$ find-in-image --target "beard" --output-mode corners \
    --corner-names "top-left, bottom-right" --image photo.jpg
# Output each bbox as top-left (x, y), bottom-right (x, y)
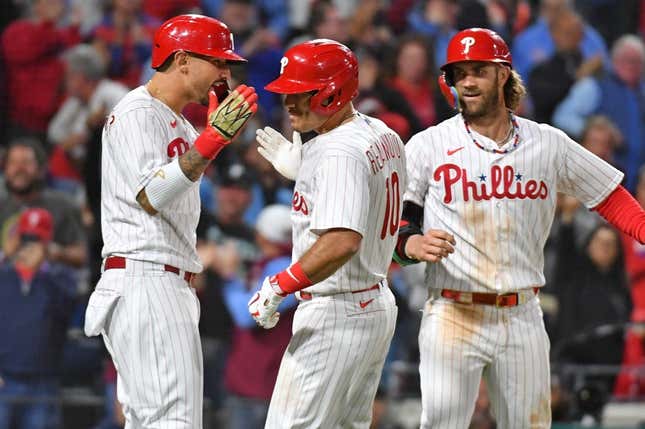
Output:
top-left (460, 74), bottom-right (501, 121)
top-left (5, 176), bottom-right (42, 197)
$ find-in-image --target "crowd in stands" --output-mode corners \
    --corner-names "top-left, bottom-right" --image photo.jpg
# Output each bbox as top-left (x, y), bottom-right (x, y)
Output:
top-left (0, 0), bottom-right (644, 427)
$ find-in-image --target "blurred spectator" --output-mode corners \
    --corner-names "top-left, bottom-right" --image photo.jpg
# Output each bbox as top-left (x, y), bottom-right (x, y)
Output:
top-left (242, 127), bottom-right (294, 223)
top-left (67, 0), bottom-right (104, 37)
top-left (579, 115), bottom-right (622, 165)
top-left (1, 0), bottom-right (81, 139)
top-left (92, 360), bottom-right (125, 429)
top-left (551, 374), bottom-right (574, 422)
top-left (552, 34), bottom-right (645, 191)
top-left (385, 0), bottom-right (417, 34)
top-left (143, 0), bottom-right (201, 21)
top-left (0, 138), bottom-right (87, 268)
top-left (456, 0), bottom-right (492, 33)
top-left (553, 215), bottom-right (631, 398)
top-left (511, 0), bottom-right (608, 83)
top-left (222, 204), bottom-right (296, 429)
top-left (528, 9), bottom-right (602, 123)
top-left (0, 0), bottom-right (23, 34)
top-left (47, 44), bottom-right (129, 192)
top-left (0, 208), bottom-right (77, 429)
top-left (292, 0), bottom-right (351, 46)
top-left (354, 47), bottom-right (422, 140)
top-left (407, 0), bottom-right (458, 69)
top-left (468, 380), bottom-right (495, 429)
top-left (613, 321), bottom-right (645, 399)
top-left (641, 0), bottom-right (645, 36)
top-left (201, 0), bottom-right (289, 43)
top-left (91, 0), bottom-right (160, 88)
top-left (347, 0), bottom-right (393, 50)
top-left (386, 35), bottom-right (439, 130)
top-left (195, 162), bottom-right (259, 417)
top-left (287, 0), bottom-right (360, 34)
top-left (575, 0), bottom-right (641, 48)
top-left (218, 0), bottom-right (283, 123)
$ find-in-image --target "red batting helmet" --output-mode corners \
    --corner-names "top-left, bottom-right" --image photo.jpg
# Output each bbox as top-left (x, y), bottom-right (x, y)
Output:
top-left (441, 28), bottom-right (512, 72)
top-left (151, 14), bottom-right (246, 69)
top-left (265, 39), bottom-right (358, 115)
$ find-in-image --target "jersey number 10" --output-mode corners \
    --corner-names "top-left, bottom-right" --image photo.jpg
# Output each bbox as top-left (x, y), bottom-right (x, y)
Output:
top-left (380, 171), bottom-right (400, 240)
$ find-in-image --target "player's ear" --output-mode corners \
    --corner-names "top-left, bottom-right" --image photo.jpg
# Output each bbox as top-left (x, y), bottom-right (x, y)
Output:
top-left (438, 73), bottom-right (460, 110)
top-left (175, 50), bottom-right (190, 71)
top-left (498, 64), bottom-right (511, 86)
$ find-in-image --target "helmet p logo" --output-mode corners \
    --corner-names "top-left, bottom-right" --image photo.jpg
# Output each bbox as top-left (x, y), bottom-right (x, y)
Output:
top-left (279, 57), bottom-right (289, 75)
top-left (460, 37), bottom-right (476, 54)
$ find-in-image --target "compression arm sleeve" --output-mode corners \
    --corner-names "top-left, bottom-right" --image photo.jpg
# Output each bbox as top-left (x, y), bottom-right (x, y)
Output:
top-left (592, 185), bottom-right (645, 244)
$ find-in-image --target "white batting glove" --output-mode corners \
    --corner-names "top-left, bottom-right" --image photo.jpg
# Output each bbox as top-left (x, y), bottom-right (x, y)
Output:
top-left (256, 127), bottom-right (302, 180)
top-left (248, 276), bottom-right (286, 329)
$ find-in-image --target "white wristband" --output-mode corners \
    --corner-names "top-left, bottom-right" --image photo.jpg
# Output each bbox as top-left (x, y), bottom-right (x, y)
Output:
top-left (145, 159), bottom-right (195, 211)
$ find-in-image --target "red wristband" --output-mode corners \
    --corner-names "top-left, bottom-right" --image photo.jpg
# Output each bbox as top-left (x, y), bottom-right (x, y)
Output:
top-left (193, 128), bottom-right (227, 160)
top-left (275, 262), bottom-right (313, 294)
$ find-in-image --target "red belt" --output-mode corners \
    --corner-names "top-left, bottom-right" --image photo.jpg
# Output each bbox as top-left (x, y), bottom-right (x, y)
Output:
top-left (440, 287), bottom-right (538, 307)
top-left (104, 256), bottom-right (195, 284)
top-left (299, 283), bottom-right (381, 301)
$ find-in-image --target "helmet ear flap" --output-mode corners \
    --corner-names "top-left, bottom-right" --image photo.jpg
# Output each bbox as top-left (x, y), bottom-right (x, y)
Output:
top-left (438, 73), bottom-right (460, 110)
top-left (310, 83), bottom-right (338, 115)
top-left (309, 68), bottom-right (358, 115)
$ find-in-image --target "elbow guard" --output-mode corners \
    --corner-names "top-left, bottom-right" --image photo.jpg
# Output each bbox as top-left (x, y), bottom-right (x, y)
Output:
top-left (144, 159), bottom-right (195, 211)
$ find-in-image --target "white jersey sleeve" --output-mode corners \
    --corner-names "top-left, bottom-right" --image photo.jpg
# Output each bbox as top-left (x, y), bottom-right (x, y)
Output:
top-left (552, 126), bottom-right (624, 207)
top-left (403, 132), bottom-right (432, 207)
top-left (310, 153), bottom-right (370, 236)
top-left (106, 106), bottom-right (171, 196)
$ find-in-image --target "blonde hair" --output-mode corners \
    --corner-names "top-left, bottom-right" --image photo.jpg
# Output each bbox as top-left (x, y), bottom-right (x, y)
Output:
top-left (503, 68), bottom-right (526, 111)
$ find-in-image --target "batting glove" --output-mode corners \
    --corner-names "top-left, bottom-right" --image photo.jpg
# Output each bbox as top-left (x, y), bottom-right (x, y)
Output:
top-left (256, 127), bottom-right (302, 180)
top-left (194, 84), bottom-right (258, 159)
top-left (248, 275), bottom-right (286, 329)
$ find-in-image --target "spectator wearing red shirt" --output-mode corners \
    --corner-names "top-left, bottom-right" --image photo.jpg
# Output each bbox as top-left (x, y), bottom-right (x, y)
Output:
top-left (1, 0), bottom-right (80, 138)
top-left (91, 0), bottom-right (160, 88)
top-left (386, 34), bottom-right (439, 129)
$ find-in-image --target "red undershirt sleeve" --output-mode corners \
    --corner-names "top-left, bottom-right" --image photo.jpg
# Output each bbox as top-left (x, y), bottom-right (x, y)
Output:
top-left (592, 185), bottom-right (645, 244)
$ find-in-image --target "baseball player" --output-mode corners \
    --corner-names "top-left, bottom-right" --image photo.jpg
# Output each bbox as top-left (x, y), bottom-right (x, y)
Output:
top-left (393, 28), bottom-right (645, 428)
top-left (83, 14), bottom-right (257, 429)
top-left (247, 39), bottom-right (406, 428)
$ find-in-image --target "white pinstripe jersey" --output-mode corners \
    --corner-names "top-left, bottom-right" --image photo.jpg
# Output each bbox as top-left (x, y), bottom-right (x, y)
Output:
top-left (292, 113), bottom-right (406, 295)
top-left (404, 113), bottom-right (624, 293)
top-left (101, 86), bottom-right (202, 273)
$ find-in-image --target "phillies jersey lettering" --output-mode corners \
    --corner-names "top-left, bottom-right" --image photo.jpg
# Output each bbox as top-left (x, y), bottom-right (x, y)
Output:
top-left (404, 114), bottom-right (623, 293)
top-left (292, 113), bottom-right (407, 295)
top-left (434, 163), bottom-right (549, 203)
top-left (101, 86), bottom-right (202, 273)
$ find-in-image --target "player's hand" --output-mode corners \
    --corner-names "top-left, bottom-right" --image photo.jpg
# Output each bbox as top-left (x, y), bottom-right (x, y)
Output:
top-left (405, 229), bottom-right (456, 262)
top-left (256, 127), bottom-right (302, 180)
top-left (248, 276), bottom-right (286, 329)
top-left (209, 84), bottom-right (258, 140)
top-left (194, 84), bottom-right (258, 159)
